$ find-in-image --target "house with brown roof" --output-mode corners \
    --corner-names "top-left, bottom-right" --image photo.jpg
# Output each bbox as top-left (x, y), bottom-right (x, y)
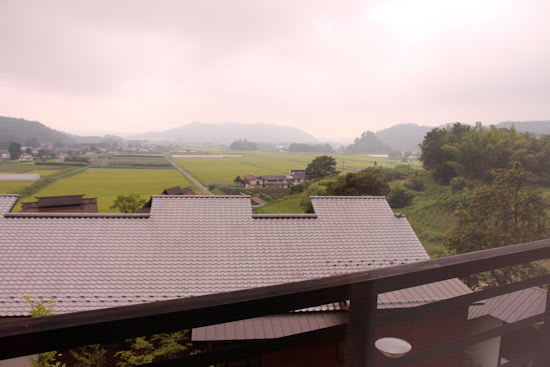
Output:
top-left (0, 194), bottom-right (472, 366)
top-left (260, 175), bottom-right (290, 187)
top-left (21, 194), bottom-right (97, 213)
top-left (244, 175), bottom-right (264, 188)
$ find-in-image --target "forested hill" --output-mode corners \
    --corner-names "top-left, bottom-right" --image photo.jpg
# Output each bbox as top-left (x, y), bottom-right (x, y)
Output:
top-left (495, 121), bottom-right (550, 134)
top-left (0, 116), bottom-right (124, 147)
top-left (138, 121), bottom-right (318, 144)
top-left (375, 123), bottom-right (433, 151)
top-left (0, 116), bottom-right (75, 146)
top-left (345, 131), bottom-right (392, 154)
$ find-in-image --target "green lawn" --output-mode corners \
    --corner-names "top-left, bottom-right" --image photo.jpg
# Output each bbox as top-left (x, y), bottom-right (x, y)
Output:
top-left (0, 162), bottom-right (37, 172)
top-left (172, 151), bottom-right (419, 185)
top-left (0, 168), bottom-right (62, 194)
top-left (253, 194), bottom-right (305, 214)
top-left (15, 168), bottom-right (193, 212)
top-left (0, 181), bottom-right (34, 194)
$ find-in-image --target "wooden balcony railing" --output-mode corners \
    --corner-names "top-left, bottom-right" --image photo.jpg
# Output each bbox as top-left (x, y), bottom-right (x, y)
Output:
top-left (1, 238), bottom-right (550, 366)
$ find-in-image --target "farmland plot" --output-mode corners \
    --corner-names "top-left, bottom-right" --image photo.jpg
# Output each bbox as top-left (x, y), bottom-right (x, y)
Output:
top-left (18, 168), bottom-right (193, 212)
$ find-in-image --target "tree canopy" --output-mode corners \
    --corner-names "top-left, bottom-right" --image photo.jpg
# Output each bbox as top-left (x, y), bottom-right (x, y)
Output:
top-left (443, 163), bottom-right (548, 288)
top-left (8, 142), bottom-right (21, 160)
top-left (305, 155), bottom-right (338, 180)
top-left (229, 139), bottom-right (257, 151)
top-left (420, 122), bottom-right (550, 184)
top-left (345, 131), bottom-right (392, 154)
top-left (326, 169), bottom-right (389, 196)
top-left (110, 193), bottom-right (147, 213)
top-left (288, 143), bottom-right (334, 153)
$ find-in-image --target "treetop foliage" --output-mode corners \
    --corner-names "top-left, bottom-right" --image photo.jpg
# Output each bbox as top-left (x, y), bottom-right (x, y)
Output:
top-left (326, 169), bottom-right (389, 196)
top-left (305, 155), bottom-right (338, 180)
top-left (443, 163), bottom-right (548, 288)
top-left (229, 139), bottom-right (257, 151)
top-left (288, 143), bottom-right (334, 153)
top-left (420, 122), bottom-right (550, 184)
top-left (345, 130), bottom-right (392, 154)
top-left (110, 193), bottom-right (147, 213)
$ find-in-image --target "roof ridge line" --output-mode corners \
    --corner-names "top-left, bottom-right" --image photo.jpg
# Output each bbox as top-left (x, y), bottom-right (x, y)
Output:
top-left (4, 213), bottom-right (150, 219)
top-left (152, 195), bottom-right (250, 198)
top-left (252, 214), bottom-right (318, 219)
top-left (310, 196), bottom-right (386, 199)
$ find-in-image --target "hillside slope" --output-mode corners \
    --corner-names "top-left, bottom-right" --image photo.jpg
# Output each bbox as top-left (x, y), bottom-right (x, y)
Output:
top-left (0, 116), bottom-right (74, 145)
top-left (495, 121), bottom-right (550, 134)
top-left (375, 123), bottom-right (433, 152)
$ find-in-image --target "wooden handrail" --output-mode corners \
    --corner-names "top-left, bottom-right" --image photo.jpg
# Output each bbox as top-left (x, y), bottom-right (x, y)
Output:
top-left (1, 238), bottom-right (549, 365)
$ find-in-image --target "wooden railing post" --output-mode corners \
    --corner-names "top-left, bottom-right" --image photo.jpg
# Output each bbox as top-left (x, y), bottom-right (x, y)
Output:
top-left (346, 283), bottom-right (378, 367)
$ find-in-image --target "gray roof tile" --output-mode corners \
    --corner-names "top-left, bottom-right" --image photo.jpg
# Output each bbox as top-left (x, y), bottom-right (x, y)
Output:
top-left (0, 194), bottom-right (469, 316)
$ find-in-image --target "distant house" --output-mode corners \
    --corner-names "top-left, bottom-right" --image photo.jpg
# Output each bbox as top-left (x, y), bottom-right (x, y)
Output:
top-left (289, 169), bottom-right (306, 184)
top-left (0, 194), bottom-right (471, 367)
top-left (161, 185), bottom-right (195, 195)
top-left (244, 175), bottom-right (264, 188)
top-left (21, 194), bottom-right (97, 213)
top-left (139, 186), bottom-right (195, 212)
top-left (17, 153), bottom-right (34, 162)
top-left (260, 175), bottom-right (290, 187)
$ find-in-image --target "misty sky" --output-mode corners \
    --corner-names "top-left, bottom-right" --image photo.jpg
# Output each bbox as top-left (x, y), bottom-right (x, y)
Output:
top-left (1, 0), bottom-right (549, 139)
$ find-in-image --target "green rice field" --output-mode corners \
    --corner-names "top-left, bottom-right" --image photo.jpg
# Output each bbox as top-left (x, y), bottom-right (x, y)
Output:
top-left (0, 181), bottom-right (33, 194)
top-left (172, 151), bottom-right (420, 184)
top-left (0, 167), bottom-right (64, 194)
top-left (12, 168), bottom-right (193, 212)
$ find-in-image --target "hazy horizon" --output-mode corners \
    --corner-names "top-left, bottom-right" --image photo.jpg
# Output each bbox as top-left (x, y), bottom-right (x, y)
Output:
top-left (1, 0), bottom-right (549, 139)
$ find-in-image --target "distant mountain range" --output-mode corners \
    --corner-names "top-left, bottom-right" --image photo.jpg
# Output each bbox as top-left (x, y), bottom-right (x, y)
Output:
top-left (1, 116), bottom-right (548, 149)
top-left (137, 121), bottom-right (318, 144)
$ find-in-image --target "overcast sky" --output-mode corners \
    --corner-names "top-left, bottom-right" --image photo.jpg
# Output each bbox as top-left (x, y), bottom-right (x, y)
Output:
top-left (1, 0), bottom-right (549, 139)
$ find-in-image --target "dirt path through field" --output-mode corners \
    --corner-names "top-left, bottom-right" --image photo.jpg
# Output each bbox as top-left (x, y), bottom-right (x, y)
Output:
top-left (164, 155), bottom-right (213, 194)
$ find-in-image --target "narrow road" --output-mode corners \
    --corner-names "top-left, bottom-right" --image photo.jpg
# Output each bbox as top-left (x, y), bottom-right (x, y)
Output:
top-left (164, 154), bottom-right (213, 195)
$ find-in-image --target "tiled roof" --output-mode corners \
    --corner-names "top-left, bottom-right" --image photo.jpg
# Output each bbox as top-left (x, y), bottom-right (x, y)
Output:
top-left (260, 175), bottom-right (287, 180)
top-left (0, 194), bottom-right (469, 316)
top-left (468, 287), bottom-right (547, 323)
top-left (192, 312), bottom-right (348, 341)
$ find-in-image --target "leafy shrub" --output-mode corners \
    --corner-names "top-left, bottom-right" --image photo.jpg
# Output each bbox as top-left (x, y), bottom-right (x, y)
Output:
top-left (387, 185), bottom-right (414, 208)
top-left (450, 176), bottom-right (467, 194)
top-left (290, 181), bottom-right (311, 194)
top-left (404, 176), bottom-right (425, 191)
top-left (441, 191), bottom-right (472, 210)
top-left (258, 193), bottom-right (272, 202)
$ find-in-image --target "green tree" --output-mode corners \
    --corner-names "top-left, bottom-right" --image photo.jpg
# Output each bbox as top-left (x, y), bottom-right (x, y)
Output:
top-left (24, 296), bottom-right (67, 367)
top-left (443, 163), bottom-right (548, 288)
top-left (115, 331), bottom-right (193, 367)
top-left (233, 176), bottom-right (243, 185)
top-left (110, 193), bottom-right (147, 213)
top-left (326, 169), bottom-right (389, 196)
top-left (8, 141), bottom-right (21, 160)
top-left (387, 185), bottom-right (414, 208)
top-left (229, 139), bottom-right (257, 151)
top-left (345, 131), bottom-right (391, 154)
top-left (305, 155), bottom-right (338, 180)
